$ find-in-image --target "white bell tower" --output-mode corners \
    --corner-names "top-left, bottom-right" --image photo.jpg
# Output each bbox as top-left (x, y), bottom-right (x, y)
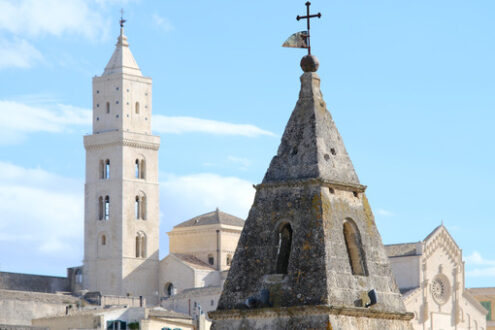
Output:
top-left (83, 20), bottom-right (160, 305)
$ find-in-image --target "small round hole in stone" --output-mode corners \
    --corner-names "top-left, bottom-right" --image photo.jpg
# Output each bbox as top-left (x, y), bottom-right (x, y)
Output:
top-left (329, 187), bottom-right (335, 194)
top-left (330, 148), bottom-right (336, 155)
top-left (324, 154), bottom-right (330, 161)
top-left (353, 191), bottom-right (359, 198)
top-left (291, 147), bottom-right (298, 156)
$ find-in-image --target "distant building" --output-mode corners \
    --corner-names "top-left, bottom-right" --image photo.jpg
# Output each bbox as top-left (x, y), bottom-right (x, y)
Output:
top-left (386, 225), bottom-right (487, 329)
top-left (466, 287), bottom-right (495, 330)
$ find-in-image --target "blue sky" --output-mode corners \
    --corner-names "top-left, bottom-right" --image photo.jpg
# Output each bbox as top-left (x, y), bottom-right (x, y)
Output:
top-left (0, 0), bottom-right (493, 288)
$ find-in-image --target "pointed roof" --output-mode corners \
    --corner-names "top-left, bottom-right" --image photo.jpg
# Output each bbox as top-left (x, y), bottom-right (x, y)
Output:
top-left (174, 208), bottom-right (245, 228)
top-left (102, 27), bottom-right (142, 76)
top-left (262, 57), bottom-right (360, 186)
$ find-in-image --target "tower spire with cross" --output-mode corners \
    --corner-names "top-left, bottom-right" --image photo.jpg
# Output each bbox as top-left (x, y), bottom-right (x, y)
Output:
top-left (296, 1), bottom-right (321, 55)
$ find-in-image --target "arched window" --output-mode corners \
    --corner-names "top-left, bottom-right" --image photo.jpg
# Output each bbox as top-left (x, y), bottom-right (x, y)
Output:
top-left (208, 254), bottom-right (214, 265)
top-left (104, 159), bottom-right (110, 179)
top-left (135, 102), bottom-right (140, 114)
top-left (101, 235), bottom-right (106, 246)
top-left (135, 232), bottom-right (146, 258)
top-left (226, 254), bottom-right (232, 266)
top-left (135, 196), bottom-right (140, 219)
top-left (135, 158), bottom-right (146, 179)
top-left (135, 159), bottom-right (139, 178)
top-left (343, 218), bottom-right (368, 276)
top-left (276, 223), bottom-right (292, 274)
top-left (140, 159), bottom-right (146, 179)
top-left (164, 283), bottom-right (174, 297)
top-left (98, 196), bottom-right (104, 220)
top-left (99, 160), bottom-right (104, 179)
top-left (141, 195), bottom-right (147, 220)
top-left (106, 102), bottom-right (110, 114)
top-left (134, 194), bottom-right (146, 220)
top-left (104, 196), bottom-right (110, 220)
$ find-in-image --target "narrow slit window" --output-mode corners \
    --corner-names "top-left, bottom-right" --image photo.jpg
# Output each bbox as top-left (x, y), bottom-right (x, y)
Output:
top-left (135, 102), bottom-right (140, 114)
top-left (208, 254), bottom-right (214, 265)
top-left (226, 254), bottom-right (232, 266)
top-left (135, 159), bottom-right (139, 178)
top-left (104, 196), bottom-right (110, 220)
top-left (101, 235), bottom-right (106, 245)
top-left (106, 102), bottom-right (110, 114)
top-left (276, 223), bottom-right (292, 274)
top-left (343, 219), bottom-right (368, 276)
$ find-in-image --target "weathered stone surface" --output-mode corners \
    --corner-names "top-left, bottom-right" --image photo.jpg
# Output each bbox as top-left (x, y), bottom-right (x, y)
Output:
top-left (211, 57), bottom-right (412, 329)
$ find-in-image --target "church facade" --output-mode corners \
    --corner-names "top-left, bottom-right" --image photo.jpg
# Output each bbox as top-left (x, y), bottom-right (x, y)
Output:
top-left (386, 225), bottom-right (487, 329)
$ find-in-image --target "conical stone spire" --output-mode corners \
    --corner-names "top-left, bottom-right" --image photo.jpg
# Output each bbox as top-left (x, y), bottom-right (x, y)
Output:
top-left (210, 56), bottom-right (413, 329)
top-left (264, 56), bottom-right (359, 186)
top-left (103, 26), bottom-right (142, 76)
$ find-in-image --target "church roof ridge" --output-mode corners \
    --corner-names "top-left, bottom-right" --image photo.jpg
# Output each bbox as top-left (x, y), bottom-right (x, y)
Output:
top-left (173, 209), bottom-right (244, 228)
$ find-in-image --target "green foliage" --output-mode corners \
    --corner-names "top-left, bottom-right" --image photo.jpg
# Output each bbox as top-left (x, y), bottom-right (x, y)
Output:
top-left (128, 321), bottom-right (140, 330)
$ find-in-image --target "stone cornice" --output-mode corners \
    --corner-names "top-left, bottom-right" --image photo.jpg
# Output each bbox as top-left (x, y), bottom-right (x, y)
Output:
top-left (85, 139), bottom-right (160, 151)
top-left (209, 305), bottom-right (413, 321)
top-left (255, 178), bottom-right (367, 192)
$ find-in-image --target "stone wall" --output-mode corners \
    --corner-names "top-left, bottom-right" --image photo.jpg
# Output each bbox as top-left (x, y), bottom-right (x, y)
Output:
top-left (0, 289), bottom-right (78, 326)
top-left (0, 272), bottom-right (69, 293)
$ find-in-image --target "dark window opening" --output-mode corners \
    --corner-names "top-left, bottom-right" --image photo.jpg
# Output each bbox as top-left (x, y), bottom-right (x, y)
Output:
top-left (208, 255), bottom-right (214, 265)
top-left (106, 102), bottom-right (110, 114)
top-left (276, 223), bottom-right (293, 274)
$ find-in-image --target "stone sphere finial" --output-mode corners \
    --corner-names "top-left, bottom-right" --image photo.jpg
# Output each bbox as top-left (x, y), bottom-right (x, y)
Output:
top-left (300, 54), bottom-right (319, 72)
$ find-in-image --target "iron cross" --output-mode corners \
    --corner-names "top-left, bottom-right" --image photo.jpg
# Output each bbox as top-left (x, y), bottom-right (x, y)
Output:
top-left (296, 2), bottom-right (321, 55)
top-left (120, 8), bottom-right (126, 28)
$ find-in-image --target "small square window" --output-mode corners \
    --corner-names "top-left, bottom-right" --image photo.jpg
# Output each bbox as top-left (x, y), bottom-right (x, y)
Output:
top-left (116, 101), bottom-right (119, 104)
top-left (96, 104), bottom-right (99, 108)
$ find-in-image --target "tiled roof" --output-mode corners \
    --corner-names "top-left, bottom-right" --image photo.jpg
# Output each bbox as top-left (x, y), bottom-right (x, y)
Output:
top-left (385, 242), bottom-right (421, 257)
top-left (174, 208), bottom-right (244, 228)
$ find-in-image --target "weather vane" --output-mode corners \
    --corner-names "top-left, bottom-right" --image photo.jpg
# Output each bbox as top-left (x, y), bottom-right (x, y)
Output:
top-left (282, 2), bottom-right (321, 55)
top-left (120, 8), bottom-right (126, 28)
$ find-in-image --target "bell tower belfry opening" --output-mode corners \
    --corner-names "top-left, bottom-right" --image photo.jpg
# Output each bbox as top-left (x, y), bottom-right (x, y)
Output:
top-left (83, 18), bottom-right (160, 304)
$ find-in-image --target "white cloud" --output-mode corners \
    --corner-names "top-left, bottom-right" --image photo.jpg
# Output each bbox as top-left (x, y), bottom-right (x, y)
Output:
top-left (0, 38), bottom-right (43, 69)
top-left (465, 251), bottom-right (495, 266)
top-left (465, 251), bottom-right (495, 278)
top-left (160, 173), bottom-right (255, 226)
top-left (0, 99), bottom-right (277, 143)
top-left (0, 162), bottom-right (83, 255)
top-left (0, 0), bottom-right (108, 40)
top-left (153, 115), bottom-right (275, 137)
top-left (0, 100), bottom-right (91, 144)
top-left (375, 208), bottom-right (395, 217)
top-left (152, 14), bottom-right (173, 33)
